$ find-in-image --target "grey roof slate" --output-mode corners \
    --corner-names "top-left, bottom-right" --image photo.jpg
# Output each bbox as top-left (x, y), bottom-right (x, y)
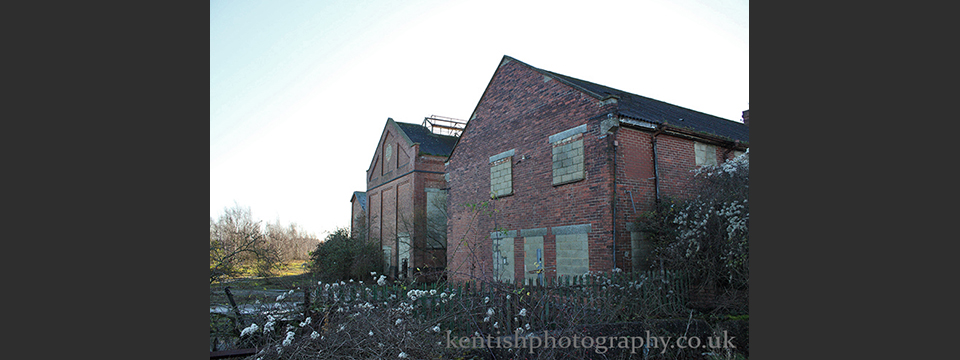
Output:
top-left (521, 58), bottom-right (749, 143)
top-left (351, 191), bottom-right (367, 212)
top-left (394, 121), bottom-right (459, 157)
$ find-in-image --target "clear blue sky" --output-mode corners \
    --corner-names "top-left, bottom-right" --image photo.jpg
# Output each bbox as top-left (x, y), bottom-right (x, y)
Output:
top-left (210, 0), bottom-right (749, 238)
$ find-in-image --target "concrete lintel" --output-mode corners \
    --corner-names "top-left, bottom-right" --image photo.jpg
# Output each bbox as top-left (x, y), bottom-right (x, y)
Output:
top-left (489, 149), bottom-right (515, 163)
top-left (549, 124), bottom-right (588, 144)
top-left (520, 227), bottom-right (548, 237)
top-left (491, 230), bottom-right (518, 239)
top-left (619, 118), bottom-right (657, 130)
top-left (625, 222), bottom-right (640, 232)
top-left (551, 223), bottom-right (592, 235)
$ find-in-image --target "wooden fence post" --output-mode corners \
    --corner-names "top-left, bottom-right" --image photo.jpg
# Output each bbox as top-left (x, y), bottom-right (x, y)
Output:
top-left (223, 286), bottom-right (244, 335)
top-left (303, 287), bottom-right (312, 322)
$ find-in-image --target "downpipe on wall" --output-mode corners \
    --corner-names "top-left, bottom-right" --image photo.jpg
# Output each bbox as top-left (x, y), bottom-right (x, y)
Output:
top-left (652, 125), bottom-right (665, 204)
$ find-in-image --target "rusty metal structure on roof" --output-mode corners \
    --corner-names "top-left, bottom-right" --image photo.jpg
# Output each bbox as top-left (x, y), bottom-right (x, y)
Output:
top-left (422, 115), bottom-right (466, 137)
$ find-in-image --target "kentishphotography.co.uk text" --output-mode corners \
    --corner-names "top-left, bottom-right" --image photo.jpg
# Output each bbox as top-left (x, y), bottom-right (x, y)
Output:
top-left (445, 330), bottom-right (736, 354)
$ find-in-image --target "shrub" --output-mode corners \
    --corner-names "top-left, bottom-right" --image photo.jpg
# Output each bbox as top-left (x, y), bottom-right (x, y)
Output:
top-left (636, 150), bottom-right (749, 314)
top-left (308, 228), bottom-right (382, 282)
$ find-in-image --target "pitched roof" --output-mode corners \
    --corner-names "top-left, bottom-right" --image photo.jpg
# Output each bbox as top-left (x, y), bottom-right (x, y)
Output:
top-left (351, 191), bottom-right (367, 212)
top-left (516, 57), bottom-right (749, 143)
top-left (394, 121), bottom-right (459, 157)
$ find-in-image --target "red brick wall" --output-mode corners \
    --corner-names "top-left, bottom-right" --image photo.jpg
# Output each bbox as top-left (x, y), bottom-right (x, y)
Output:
top-left (446, 59), bottom-right (619, 283)
top-left (445, 59), bottom-right (744, 282)
top-left (613, 128), bottom-right (654, 272)
top-left (367, 123), bottom-right (453, 279)
top-left (350, 196), bottom-right (364, 238)
top-left (612, 127), bottom-right (733, 271)
top-left (368, 189), bottom-right (380, 246)
top-left (413, 153), bottom-right (448, 272)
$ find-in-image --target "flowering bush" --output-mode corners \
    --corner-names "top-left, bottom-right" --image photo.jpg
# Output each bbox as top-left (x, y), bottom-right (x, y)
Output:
top-left (636, 150), bottom-right (749, 312)
top-left (215, 267), bottom-right (728, 360)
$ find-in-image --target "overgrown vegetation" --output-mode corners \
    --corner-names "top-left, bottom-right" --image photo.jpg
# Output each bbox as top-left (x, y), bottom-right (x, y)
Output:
top-left (213, 271), bottom-right (747, 359)
top-left (307, 228), bottom-right (382, 282)
top-left (636, 150), bottom-right (749, 314)
top-left (210, 203), bottom-right (319, 284)
top-left (211, 152), bottom-right (751, 358)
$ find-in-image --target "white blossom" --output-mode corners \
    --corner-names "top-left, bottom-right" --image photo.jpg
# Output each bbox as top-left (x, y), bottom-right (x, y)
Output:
top-left (240, 323), bottom-right (259, 337)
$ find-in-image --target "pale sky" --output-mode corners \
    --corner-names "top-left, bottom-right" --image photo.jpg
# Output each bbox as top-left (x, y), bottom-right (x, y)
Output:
top-left (210, 0), bottom-right (749, 238)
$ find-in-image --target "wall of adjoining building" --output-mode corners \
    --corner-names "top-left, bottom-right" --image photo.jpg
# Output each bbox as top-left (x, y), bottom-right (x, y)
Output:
top-left (445, 58), bottom-right (746, 283)
top-left (445, 58), bottom-right (620, 283)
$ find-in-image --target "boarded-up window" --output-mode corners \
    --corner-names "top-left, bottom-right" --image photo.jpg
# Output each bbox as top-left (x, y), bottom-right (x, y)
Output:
top-left (553, 223), bottom-right (591, 279)
top-left (555, 233), bottom-right (589, 279)
top-left (490, 149), bottom-right (514, 198)
top-left (523, 236), bottom-right (544, 284)
top-left (550, 125), bottom-right (587, 185)
top-left (631, 231), bottom-right (652, 271)
top-left (492, 234), bottom-right (514, 283)
top-left (695, 142), bottom-right (718, 167)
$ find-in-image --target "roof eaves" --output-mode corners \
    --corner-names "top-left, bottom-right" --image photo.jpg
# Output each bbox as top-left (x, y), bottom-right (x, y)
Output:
top-left (663, 123), bottom-right (748, 147)
top-left (617, 113), bottom-right (747, 147)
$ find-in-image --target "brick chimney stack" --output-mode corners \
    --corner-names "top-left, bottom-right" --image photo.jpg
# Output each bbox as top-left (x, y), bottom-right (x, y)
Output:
top-left (742, 109), bottom-right (749, 126)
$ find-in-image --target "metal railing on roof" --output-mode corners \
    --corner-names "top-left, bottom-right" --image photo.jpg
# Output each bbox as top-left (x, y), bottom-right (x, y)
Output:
top-left (422, 115), bottom-right (466, 137)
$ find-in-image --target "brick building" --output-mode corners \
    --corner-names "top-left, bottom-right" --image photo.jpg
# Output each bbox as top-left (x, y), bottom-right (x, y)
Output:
top-left (445, 56), bottom-right (749, 284)
top-left (364, 117), bottom-right (461, 280)
top-left (349, 191), bottom-right (366, 239)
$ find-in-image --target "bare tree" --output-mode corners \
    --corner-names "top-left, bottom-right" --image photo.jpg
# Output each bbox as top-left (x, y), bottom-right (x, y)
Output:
top-left (264, 219), bottom-right (319, 263)
top-left (264, 218), bottom-right (293, 262)
top-left (210, 203), bottom-right (281, 283)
